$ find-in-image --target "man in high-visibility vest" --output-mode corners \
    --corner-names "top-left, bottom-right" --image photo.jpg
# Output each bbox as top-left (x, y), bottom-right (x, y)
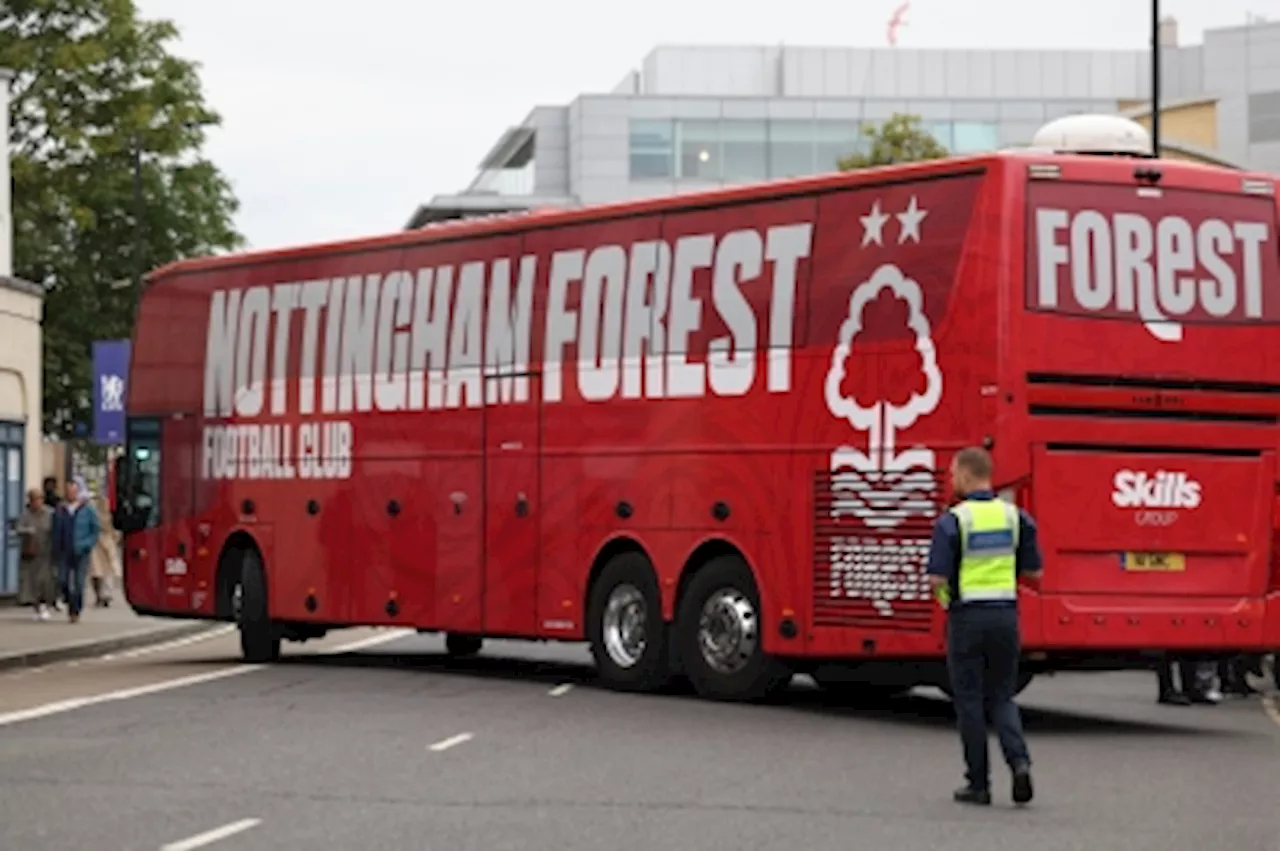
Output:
top-left (927, 446), bottom-right (1043, 807)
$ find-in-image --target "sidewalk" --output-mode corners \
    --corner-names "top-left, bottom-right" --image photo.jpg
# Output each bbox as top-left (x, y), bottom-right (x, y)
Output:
top-left (0, 599), bottom-right (221, 671)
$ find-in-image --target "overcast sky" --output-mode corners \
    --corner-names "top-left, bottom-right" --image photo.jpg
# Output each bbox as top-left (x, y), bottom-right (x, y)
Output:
top-left (135, 0), bottom-right (1264, 252)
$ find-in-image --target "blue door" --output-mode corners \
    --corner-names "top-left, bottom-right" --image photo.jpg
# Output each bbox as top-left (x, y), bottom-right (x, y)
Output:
top-left (0, 425), bottom-right (24, 597)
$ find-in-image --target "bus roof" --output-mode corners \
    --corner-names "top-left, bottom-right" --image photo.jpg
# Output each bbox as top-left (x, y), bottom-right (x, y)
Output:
top-left (145, 149), bottom-right (1274, 287)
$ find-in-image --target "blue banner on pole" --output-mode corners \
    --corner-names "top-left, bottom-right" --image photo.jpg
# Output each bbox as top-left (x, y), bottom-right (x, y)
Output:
top-left (92, 339), bottom-right (131, 444)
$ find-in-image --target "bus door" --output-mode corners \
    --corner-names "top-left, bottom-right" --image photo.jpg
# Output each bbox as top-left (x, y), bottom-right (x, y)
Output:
top-left (482, 372), bottom-right (542, 636)
top-left (117, 414), bottom-right (198, 613)
top-left (118, 417), bottom-right (164, 606)
top-left (159, 413), bottom-right (200, 611)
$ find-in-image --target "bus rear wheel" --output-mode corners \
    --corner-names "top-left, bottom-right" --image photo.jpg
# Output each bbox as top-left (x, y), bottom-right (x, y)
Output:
top-left (587, 551), bottom-right (671, 692)
top-left (236, 549), bottom-right (280, 663)
top-left (676, 554), bottom-right (791, 702)
top-left (445, 634), bottom-right (483, 657)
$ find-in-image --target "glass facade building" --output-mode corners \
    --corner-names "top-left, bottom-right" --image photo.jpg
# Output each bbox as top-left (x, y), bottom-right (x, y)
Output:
top-left (408, 20), bottom-right (1280, 227)
top-left (627, 117), bottom-right (1003, 183)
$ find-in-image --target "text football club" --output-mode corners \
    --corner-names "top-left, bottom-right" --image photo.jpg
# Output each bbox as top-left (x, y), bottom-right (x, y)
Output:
top-left (201, 222), bottom-right (815, 481)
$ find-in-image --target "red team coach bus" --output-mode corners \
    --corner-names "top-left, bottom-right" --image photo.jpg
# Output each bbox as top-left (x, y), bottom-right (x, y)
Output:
top-left (114, 116), bottom-right (1280, 702)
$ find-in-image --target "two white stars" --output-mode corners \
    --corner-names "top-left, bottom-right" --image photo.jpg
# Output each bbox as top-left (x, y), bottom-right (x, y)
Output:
top-left (860, 196), bottom-right (928, 247)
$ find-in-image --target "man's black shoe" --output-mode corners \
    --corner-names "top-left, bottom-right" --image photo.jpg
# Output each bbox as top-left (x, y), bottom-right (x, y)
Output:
top-left (1011, 765), bottom-right (1034, 805)
top-left (953, 786), bottom-right (991, 806)
top-left (1158, 691), bottom-right (1191, 706)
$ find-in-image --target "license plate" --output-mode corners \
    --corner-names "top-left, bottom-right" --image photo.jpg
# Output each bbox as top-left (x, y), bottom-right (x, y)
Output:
top-left (1122, 552), bottom-right (1186, 572)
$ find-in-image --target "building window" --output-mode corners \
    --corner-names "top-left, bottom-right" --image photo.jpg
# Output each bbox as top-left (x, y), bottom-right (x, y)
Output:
top-left (629, 119), bottom-right (676, 179)
top-left (1248, 91), bottom-right (1280, 144)
top-left (767, 120), bottom-right (816, 178)
top-left (721, 120), bottom-right (768, 182)
top-left (679, 120), bottom-right (721, 180)
top-left (629, 117), bottom-right (1003, 185)
top-left (925, 121), bottom-right (954, 150)
top-left (952, 121), bottom-right (1001, 154)
top-left (814, 122), bottom-right (865, 173)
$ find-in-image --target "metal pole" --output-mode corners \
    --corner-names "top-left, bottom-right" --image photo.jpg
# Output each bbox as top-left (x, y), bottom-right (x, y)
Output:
top-left (1151, 0), bottom-right (1161, 157)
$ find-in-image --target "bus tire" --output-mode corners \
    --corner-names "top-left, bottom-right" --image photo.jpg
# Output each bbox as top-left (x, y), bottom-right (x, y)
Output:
top-left (676, 554), bottom-right (791, 702)
top-left (445, 633), bottom-right (483, 657)
top-left (236, 549), bottom-right (280, 664)
top-left (586, 551), bottom-right (671, 692)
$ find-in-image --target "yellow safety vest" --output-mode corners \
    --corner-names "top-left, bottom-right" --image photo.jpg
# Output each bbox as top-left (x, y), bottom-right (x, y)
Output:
top-left (934, 498), bottom-right (1020, 609)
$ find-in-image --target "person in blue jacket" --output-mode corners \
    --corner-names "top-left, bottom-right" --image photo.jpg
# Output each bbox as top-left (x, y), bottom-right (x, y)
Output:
top-left (51, 476), bottom-right (101, 623)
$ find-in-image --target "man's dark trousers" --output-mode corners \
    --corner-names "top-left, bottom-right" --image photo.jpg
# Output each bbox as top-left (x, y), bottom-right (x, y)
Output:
top-left (946, 603), bottom-right (1031, 791)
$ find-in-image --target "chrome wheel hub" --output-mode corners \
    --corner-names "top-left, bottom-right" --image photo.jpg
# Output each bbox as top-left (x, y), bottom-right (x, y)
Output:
top-left (697, 588), bottom-right (758, 675)
top-left (602, 584), bottom-right (648, 668)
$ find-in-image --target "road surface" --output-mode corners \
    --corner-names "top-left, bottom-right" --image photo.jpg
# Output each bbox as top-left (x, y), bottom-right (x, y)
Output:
top-left (0, 628), bottom-right (1276, 851)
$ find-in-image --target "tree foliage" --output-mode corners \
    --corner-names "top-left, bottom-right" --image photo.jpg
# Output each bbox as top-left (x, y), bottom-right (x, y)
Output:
top-left (2, 0), bottom-right (243, 437)
top-left (837, 113), bottom-right (950, 171)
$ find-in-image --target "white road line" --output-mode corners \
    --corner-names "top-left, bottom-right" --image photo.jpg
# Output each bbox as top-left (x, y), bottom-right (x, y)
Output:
top-left (161, 817), bottom-right (261, 851)
top-left (548, 683), bottom-right (574, 697)
top-left (0, 628), bottom-right (413, 728)
top-left (428, 732), bottom-right (474, 752)
top-left (329, 630), bottom-right (412, 654)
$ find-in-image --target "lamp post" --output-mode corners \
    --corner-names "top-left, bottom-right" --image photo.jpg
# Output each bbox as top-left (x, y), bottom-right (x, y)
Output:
top-left (1151, 0), bottom-right (1161, 157)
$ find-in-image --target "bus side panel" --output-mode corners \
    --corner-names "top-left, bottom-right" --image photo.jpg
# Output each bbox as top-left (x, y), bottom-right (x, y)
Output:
top-left (482, 372), bottom-right (542, 637)
top-left (798, 169), bottom-right (993, 658)
top-left (387, 456), bottom-right (436, 628)
top-left (647, 195), bottom-right (820, 650)
top-left (345, 459), bottom-right (403, 625)
top-left (518, 212), bottom-right (667, 639)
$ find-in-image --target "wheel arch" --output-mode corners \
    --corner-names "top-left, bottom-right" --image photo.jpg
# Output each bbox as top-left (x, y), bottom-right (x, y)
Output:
top-left (583, 534), bottom-right (656, 626)
top-left (214, 529), bottom-right (264, 619)
top-left (673, 536), bottom-right (759, 622)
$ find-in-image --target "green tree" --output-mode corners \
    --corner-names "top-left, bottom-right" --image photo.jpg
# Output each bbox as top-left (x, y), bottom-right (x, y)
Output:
top-left (837, 113), bottom-right (950, 171)
top-left (2, 0), bottom-right (243, 437)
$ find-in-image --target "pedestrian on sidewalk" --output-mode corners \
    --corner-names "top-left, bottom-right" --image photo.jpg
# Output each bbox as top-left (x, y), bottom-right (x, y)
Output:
top-left (51, 476), bottom-right (101, 624)
top-left (16, 488), bottom-right (57, 620)
top-left (41, 476), bottom-right (66, 612)
top-left (89, 491), bottom-right (120, 607)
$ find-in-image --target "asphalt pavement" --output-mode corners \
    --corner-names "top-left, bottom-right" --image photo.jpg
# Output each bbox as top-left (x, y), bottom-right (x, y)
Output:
top-left (0, 627), bottom-right (1277, 851)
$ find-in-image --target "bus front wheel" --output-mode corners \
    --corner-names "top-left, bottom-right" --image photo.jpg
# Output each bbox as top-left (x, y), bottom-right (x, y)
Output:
top-left (236, 549), bottom-right (280, 663)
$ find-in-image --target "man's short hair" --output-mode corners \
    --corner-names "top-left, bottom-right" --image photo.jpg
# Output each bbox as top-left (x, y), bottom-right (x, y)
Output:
top-left (953, 446), bottom-right (993, 480)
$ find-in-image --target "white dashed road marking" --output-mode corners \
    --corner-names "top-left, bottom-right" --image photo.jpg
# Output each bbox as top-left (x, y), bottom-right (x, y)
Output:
top-left (161, 817), bottom-right (261, 850)
top-left (548, 683), bottom-right (574, 697)
top-left (428, 732), bottom-right (474, 752)
top-left (0, 629), bottom-right (413, 727)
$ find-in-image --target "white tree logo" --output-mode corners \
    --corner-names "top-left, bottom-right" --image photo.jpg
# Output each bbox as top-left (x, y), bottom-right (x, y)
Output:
top-left (100, 374), bottom-right (125, 413)
top-left (824, 261), bottom-right (943, 522)
top-left (822, 261), bottom-right (944, 616)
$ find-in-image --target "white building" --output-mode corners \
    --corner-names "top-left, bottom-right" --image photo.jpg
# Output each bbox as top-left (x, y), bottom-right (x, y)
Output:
top-left (408, 15), bottom-right (1280, 227)
top-left (0, 67), bottom-right (47, 598)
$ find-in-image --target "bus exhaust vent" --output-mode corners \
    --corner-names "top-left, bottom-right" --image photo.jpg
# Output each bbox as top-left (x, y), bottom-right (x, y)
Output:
top-left (812, 470), bottom-right (940, 631)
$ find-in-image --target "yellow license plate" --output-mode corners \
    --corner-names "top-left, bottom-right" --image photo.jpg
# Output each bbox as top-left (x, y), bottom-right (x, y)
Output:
top-left (1122, 552), bottom-right (1186, 572)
